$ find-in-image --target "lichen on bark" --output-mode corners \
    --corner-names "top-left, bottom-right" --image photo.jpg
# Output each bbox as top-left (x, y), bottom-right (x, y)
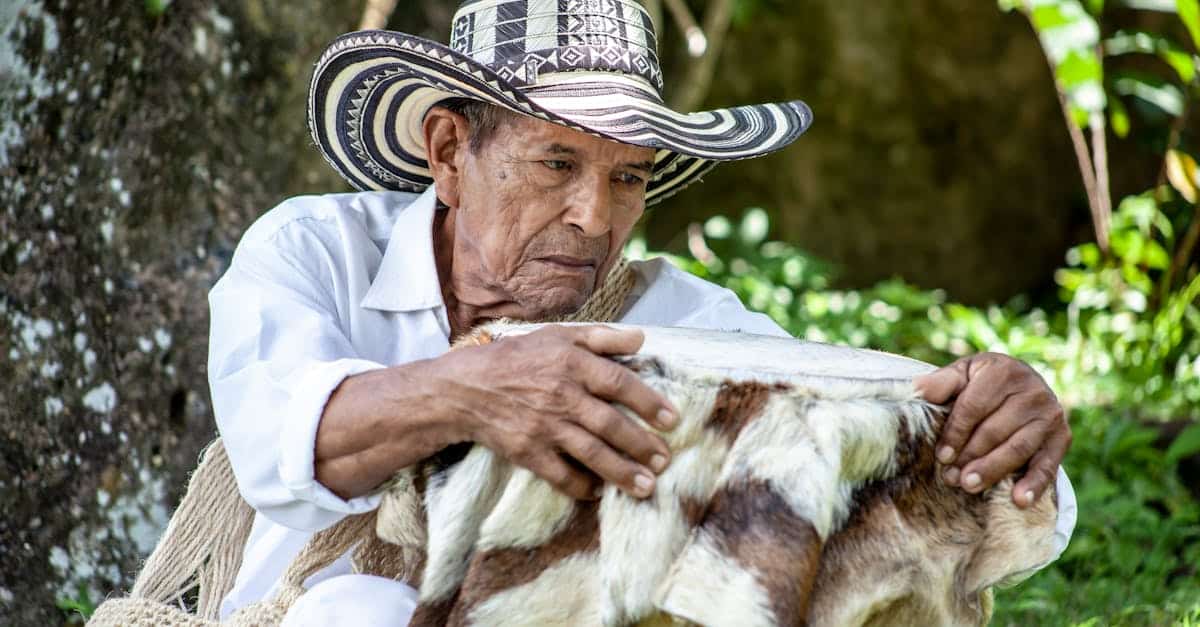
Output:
top-left (0, 1), bottom-right (357, 623)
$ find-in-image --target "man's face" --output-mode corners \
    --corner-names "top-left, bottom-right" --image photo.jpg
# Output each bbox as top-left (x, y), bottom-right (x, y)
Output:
top-left (450, 114), bottom-right (655, 319)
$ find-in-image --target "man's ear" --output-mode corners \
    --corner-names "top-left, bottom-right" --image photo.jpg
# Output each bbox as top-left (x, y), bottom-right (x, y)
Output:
top-left (423, 106), bottom-right (470, 209)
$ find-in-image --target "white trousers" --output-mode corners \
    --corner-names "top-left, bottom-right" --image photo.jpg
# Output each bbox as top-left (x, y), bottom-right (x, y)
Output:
top-left (279, 574), bottom-right (417, 627)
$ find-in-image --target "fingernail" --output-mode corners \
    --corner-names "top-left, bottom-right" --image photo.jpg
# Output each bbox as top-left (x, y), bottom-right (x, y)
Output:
top-left (963, 473), bottom-right (981, 490)
top-left (937, 446), bottom-right (955, 464)
top-left (657, 408), bottom-right (678, 429)
top-left (634, 473), bottom-right (654, 497)
top-left (593, 486), bottom-right (604, 500)
top-left (1024, 490), bottom-right (1035, 506)
top-left (650, 454), bottom-right (668, 473)
top-left (943, 467), bottom-right (960, 486)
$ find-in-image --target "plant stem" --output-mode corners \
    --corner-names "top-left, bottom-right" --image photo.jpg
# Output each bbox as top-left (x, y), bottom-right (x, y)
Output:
top-left (1090, 109), bottom-right (1112, 249)
top-left (1019, 3), bottom-right (1109, 252)
top-left (359, 0), bottom-right (398, 30)
top-left (1166, 204), bottom-right (1200, 294)
top-left (670, 0), bottom-right (737, 112)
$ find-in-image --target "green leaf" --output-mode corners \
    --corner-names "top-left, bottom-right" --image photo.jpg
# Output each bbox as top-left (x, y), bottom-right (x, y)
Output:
top-left (1111, 72), bottom-right (1186, 116)
top-left (1033, 1), bottom-right (1102, 62)
top-left (1058, 49), bottom-right (1105, 87)
top-left (1166, 423), bottom-right (1200, 463)
top-left (1032, 3), bottom-right (1080, 30)
top-left (1104, 30), bottom-right (1197, 82)
top-left (1114, 0), bottom-right (1179, 9)
top-left (145, 0), bottom-right (170, 17)
top-left (1110, 96), bottom-right (1132, 137)
top-left (1179, 0), bottom-right (1200, 49)
top-left (1143, 240), bottom-right (1172, 269)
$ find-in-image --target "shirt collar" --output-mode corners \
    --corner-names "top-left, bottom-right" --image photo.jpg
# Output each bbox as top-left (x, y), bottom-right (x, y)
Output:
top-left (360, 186), bottom-right (446, 313)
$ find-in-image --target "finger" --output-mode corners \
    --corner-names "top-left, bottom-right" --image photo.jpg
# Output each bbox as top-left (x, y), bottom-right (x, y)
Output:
top-left (913, 360), bottom-right (968, 405)
top-left (1012, 426), bottom-right (1071, 508)
top-left (576, 351), bottom-right (678, 430)
top-left (528, 452), bottom-right (599, 501)
top-left (958, 421), bottom-right (1046, 494)
top-left (573, 396), bottom-right (670, 473)
top-left (936, 360), bottom-right (1015, 465)
top-left (569, 324), bottom-right (645, 356)
top-left (556, 422), bottom-right (656, 499)
top-left (952, 391), bottom-right (1046, 470)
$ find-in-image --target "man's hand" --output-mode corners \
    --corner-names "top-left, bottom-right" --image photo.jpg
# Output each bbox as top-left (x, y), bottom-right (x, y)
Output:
top-left (431, 324), bottom-right (677, 501)
top-left (913, 353), bottom-right (1071, 509)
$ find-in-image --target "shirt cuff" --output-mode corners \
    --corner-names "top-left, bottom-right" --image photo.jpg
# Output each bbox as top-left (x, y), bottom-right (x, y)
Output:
top-left (278, 358), bottom-right (388, 525)
top-left (1051, 465), bottom-right (1077, 560)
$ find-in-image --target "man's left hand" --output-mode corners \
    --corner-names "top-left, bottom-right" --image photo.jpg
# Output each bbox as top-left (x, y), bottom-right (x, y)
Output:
top-left (913, 353), bottom-right (1071, 509)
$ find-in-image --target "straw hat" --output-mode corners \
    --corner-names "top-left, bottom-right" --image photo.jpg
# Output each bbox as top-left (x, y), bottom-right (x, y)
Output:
top-left (308, 0), bottom-right (813, 205)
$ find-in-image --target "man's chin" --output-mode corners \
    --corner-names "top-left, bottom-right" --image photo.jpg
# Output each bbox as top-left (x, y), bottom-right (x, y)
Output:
top-left (514, 287), bottom-right (593, 321)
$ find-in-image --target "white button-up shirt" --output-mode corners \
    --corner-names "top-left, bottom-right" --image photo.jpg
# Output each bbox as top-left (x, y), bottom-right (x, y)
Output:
top-left (209, 187), bottom-right (1077, 617)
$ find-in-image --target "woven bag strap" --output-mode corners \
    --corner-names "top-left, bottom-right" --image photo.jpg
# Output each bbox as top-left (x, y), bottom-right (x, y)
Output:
top-left (124, 438), bottom-right (255, 620)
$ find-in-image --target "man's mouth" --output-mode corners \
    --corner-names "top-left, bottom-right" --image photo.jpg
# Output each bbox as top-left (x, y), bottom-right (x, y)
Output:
top-left (538, 255), bottom-right (598, 270)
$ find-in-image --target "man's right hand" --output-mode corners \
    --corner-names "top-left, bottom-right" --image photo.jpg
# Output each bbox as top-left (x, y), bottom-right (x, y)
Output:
top-left (429, 324), bottom-right (678, 500)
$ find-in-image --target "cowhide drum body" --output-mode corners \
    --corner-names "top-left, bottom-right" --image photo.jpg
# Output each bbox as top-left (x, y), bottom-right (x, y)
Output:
top-left (377, 324), bottom-right (1060, 627)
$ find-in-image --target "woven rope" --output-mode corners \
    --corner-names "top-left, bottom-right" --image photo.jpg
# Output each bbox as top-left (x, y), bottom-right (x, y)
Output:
top-left (88, 259), bottom-right (639, 626)
top-left (90, 440), bottom-right (254, 626)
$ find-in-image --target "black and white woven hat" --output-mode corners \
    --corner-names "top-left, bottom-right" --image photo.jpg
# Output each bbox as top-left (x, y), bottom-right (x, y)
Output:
top-left (309, 0), bottom-right (813, 205)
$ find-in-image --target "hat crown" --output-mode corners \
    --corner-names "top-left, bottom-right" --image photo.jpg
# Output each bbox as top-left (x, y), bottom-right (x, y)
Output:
top-left (448, 0), bottom-right (663, 92)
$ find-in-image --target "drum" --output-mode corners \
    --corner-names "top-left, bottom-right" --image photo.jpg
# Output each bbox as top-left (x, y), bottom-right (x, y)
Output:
top-left (376, 323), bottom-right (1060, 627)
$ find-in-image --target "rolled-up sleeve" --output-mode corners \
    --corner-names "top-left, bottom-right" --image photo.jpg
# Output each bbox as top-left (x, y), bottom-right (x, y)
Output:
top-left (207, 226), bottom-right (385, 532)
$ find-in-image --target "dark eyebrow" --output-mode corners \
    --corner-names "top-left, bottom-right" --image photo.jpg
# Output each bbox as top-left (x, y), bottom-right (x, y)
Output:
top-left (546, 143), bottom-right (576, 155)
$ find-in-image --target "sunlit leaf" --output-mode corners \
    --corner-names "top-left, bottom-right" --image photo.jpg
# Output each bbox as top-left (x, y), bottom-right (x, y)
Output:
top-left (1166, 149), bottom-right (1200, 203)
top-left (704, 215), bottom-right (732, 239)
top-left (1032, 3), bottom-right (1080, 30)
top-left (739, 208), bottom-right (770, 246)
top-left (1056, 46), bottom-right (1099, 111)
top-left (1166, 423), bottom-right (1200, 463)
top-left (145, 0), bottom-right (170, 17)
top-left (1110, 96), bottom-right (1132, 137)
top-left (1111, 72), bottom-right (1185, 115)
top-left (1104, 30), bottom-right (1197, 82)
top-left (1033, 0), bottom-right (1102, 61)
top-left (1179, 0), bottom-right (1200, 49)
top-left (1143, 240), bottom-right (1172, 269)
top-left (1113, 0), bottom-right (1179, 9)
top-left (1058, 49), bottom-right (1105, 86)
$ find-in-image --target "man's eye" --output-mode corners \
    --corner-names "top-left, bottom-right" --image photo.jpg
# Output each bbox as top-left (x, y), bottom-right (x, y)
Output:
top-left (542, 160), bottom-right (570, 171)
top-left (617, 172), bottom-right (647, 186)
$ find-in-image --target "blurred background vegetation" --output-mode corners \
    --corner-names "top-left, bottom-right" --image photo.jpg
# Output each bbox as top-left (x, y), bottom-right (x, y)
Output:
top-left (1, 0), bottom-right (1198, 624)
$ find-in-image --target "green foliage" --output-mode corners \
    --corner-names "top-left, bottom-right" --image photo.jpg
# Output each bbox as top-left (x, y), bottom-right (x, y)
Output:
top-left (994, 403), bottom-right (1200, 626)
top-left (631, 204), bottom-right (1200, 624)
top-left (56, 584), bottom-right (96, 622)
top-left (144, 0), bottom-right (171, 18)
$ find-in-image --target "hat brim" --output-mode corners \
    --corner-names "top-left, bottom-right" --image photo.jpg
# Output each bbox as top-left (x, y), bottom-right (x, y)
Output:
top-left (309, 30), bottom-right (813, 206)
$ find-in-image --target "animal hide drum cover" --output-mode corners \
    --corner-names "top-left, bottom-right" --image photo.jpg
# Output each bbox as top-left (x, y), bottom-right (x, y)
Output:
top-left (370, 324), bottom-right (1060, 627)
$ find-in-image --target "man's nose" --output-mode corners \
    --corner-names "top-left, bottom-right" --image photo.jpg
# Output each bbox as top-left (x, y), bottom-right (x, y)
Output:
top-left (564, 175), bottom-right (613, 238)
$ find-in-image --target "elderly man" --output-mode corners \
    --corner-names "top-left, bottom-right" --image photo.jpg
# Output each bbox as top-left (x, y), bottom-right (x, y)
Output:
top-left (209, 1), bottom-right (1075, 624)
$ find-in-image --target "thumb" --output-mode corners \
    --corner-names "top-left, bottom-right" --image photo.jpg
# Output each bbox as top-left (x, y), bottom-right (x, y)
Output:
top-left (913, 360), bottom-right (969, 405)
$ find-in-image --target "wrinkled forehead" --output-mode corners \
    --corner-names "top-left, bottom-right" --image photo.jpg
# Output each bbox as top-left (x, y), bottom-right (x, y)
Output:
top-left (503, 111), bottom-right (656, 160)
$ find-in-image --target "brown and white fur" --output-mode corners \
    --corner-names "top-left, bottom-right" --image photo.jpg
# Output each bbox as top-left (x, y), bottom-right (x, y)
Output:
top-left (369, 324), bottom-right (1059, 627)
